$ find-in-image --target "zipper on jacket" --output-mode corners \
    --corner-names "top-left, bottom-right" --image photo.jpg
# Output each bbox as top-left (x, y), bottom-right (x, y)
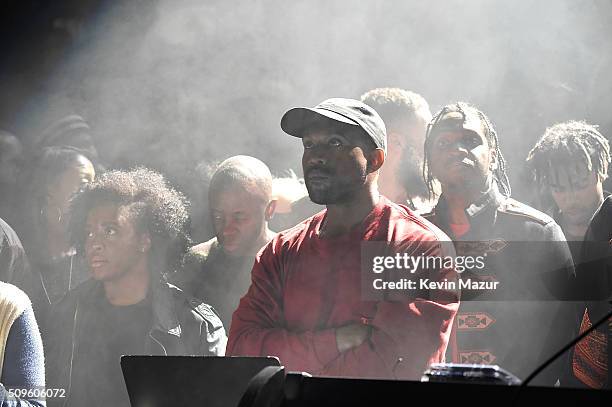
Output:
top-left (64, 302), bottom-right (79, 407)
top-left (149, 331), bottom-right (168, 355)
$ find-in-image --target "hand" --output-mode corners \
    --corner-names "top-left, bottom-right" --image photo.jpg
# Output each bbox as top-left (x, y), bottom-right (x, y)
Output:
top-left (335, 323), bottom-right (372, 353)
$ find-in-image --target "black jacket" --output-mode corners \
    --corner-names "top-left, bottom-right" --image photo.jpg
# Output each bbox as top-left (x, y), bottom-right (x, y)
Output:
top-left (578, 195), bottom-right (612, 305)
top-left (574, 196), bottom-right (612, 388)
top-left (44, 278), bottom-right (226, 407)
top-left (422, 183), bottom-right (577, 385)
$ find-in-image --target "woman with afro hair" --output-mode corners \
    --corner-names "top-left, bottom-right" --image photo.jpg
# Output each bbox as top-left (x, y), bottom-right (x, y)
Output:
top-left (44, 168), bottom-right (226, 407)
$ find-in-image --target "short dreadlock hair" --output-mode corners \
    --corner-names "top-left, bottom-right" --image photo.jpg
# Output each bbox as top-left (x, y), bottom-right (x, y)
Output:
top-left (526, 120), bottom-right (610, 208)
top-left (68, 167), bottom-right (191, 274)
top-left (360, 88), bottom-right (432, 134)
top-left (423, 102), bottom-right (511, 198)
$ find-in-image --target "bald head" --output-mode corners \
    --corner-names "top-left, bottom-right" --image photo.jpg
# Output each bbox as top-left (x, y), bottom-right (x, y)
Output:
top-left (208, 156), bottom-right (276, 257)
top-left (209, 155), bottom-right (273, 202)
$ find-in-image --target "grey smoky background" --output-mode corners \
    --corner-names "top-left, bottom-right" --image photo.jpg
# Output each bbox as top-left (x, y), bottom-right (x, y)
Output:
top-left (1, 0), bottom-right (611, 210)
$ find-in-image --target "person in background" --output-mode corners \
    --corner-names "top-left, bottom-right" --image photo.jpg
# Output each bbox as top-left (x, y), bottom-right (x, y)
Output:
top-left (0, 131), bottom-right (24, 227)
top-left (33, 115), bottom-right (103, 172)
top-left (271, 170), bottom-right (307, 217)
top-left (228, 98), bottom-right (458, 379)
top-left (0, 218), bottom-right (29, 292)
top-left (421, 102), bottom-right (576, 385)
top-left (526, 122), bottom-right (611, 388)
top-left (0, 282), bottom-right (45, 407)
top-left (360, 87), bottom-right (434, 212)
top-left (573, 194), bottom-right (612, 389)
top-left (185, 159), bottom-right (218, 244)
top-left (172, 155), bottom-right (277, 328)
top-left (526, 120), bottom-right (610, 260)
top-left (44, 168), bottom-right (226, 407)
top-left (19, 147), bottom-right (95, 326)
top-left (269, 170), bottom-right (322, 232)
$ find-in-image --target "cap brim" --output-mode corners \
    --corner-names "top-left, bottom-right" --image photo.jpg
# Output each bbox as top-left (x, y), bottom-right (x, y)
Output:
top-left (281, 107), bottom-right (358, 138)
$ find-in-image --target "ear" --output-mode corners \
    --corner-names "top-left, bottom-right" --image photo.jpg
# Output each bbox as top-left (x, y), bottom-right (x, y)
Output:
top-left (367, 149), bottom-right (385, 173)
top-left (264, 199), bottom-right (277, 221)
top-left (139, 233), bottom-right (152, 253)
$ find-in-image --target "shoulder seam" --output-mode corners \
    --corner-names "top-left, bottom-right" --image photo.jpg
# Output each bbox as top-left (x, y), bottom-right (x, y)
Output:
top-left (390, 202), bottom-right (449, 242)
top-left (498, 198), bottom-right (553, 226)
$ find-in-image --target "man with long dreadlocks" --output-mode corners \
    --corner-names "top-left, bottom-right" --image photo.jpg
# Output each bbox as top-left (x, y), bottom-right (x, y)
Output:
top-left (527, 121), bottom-right (612, 388)
top-left (421, 102), bottom-right (577, 385)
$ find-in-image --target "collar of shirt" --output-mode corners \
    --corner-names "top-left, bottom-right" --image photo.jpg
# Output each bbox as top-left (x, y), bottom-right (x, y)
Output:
top-left (433, 182), bottom-right (504, 240)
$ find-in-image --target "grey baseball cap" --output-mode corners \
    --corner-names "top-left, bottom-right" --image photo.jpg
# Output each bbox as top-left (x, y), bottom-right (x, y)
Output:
top-left (281, 98), bottom-right (387, 155)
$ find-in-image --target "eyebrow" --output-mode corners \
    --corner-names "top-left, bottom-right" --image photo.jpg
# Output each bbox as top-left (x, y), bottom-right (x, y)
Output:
top-left (549, 176), bottom-right (590, 188)
top-left (303, 132), bottom-right (351, 142)
top-left (86, 221), bottom-right (120, 229)
top-left (211, 207), bottom-right (248, 213)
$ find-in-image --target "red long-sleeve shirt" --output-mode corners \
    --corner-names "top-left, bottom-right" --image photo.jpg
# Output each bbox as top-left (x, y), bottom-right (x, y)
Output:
top-left (227, 197), bottom-right (459, 380)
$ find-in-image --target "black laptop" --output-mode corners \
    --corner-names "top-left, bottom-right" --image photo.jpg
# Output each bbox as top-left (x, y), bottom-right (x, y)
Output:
top-left (121, 355), bottom-right (281, 407)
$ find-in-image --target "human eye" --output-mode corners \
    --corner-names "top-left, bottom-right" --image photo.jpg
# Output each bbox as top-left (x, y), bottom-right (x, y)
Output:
top-left (104, 226), bottom-right (117, 237)
top-left (303, 139), bottom-right (314, 149)
top-left (329, 137), bottom-right (343, 148)
top-left (86, 230), bottom-right (94, 239)
top-left (466, 135), bottom-right (481, 148)
top-left (435, 137), bottom-right (450, 149)
top-left (234, 213), bottom-right (248, 222)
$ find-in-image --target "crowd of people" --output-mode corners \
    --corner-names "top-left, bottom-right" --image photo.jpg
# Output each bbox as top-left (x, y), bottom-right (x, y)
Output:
top-left (0, 87), bottom-right (610, 406)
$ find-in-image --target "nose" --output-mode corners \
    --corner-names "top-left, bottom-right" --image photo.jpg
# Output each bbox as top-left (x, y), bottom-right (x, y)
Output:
top-left (86, 242), bottom-right (103, 260)
top-left (86, 232), bottom-right (104, 253)
top-left (91, 240), bottom-right (103, 253)
top-left (221, 219), bottom-right (238, 238)
top-left (553, 189), bottom-right (574, 210)
top-left (303, 146), bottom-right (328, 168)
top-left (566, 188), bottom-right (580, 204)
top-left (448, 142), bottom-right (469, 158)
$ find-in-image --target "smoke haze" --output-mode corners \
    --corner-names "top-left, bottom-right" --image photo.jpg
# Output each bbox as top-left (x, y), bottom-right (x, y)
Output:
top-left (1, 0), bottom-right (611, 213)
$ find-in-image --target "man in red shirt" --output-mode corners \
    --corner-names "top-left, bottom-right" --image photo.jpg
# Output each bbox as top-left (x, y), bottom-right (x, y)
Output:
top-left (227, 98), bottom-right (459, 380)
